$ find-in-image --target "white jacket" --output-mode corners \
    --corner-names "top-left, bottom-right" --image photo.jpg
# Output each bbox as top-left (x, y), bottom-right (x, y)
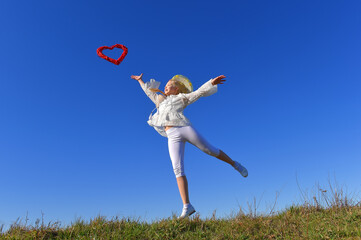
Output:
top-left (140, 78), bottom-right (218, 137)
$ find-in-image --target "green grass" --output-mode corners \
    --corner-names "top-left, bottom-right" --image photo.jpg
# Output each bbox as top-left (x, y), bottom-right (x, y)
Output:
top-left (2, 182), bottom-right (361, 239)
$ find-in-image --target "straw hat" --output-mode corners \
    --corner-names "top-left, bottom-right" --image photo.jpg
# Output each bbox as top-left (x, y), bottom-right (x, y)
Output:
top-left (171, 75), bottom-right (193, 93)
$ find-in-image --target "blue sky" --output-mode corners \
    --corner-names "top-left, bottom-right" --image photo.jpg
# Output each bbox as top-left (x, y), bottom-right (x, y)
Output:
top-left (1, 0), bottom-right (360, 230)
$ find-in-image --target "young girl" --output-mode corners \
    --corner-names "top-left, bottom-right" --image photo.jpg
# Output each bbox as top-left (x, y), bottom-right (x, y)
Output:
top-left (130, 73), bottom-right (248, 219)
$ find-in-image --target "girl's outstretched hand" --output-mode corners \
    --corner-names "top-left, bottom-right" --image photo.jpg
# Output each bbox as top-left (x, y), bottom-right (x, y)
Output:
top-left (131, 73), bottom-right (143, 81)
top-left (211, 75), bottom-right (226, 85)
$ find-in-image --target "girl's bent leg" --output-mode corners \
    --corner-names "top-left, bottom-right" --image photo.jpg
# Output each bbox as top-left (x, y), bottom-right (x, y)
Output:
top-left (217, 149), bottom-right (235, 166)
top-left (176, 176), bottom-right (190, 204)
top-left (182, 126), bottom-right (220, 157)
top-left (182, 126), bottom-right (235, 166)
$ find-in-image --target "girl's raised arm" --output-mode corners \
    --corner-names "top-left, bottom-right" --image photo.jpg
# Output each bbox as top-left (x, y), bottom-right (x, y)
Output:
top-left (183, 75), bottom-right (226, 105)
top-left (131, 73), bottom-right (159, 105)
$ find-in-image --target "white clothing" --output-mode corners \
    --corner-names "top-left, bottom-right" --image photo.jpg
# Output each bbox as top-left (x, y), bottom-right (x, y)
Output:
top-left (166, 125), bottom-right (220, 178)
top-left (140, 79), bottom-right (218, 137)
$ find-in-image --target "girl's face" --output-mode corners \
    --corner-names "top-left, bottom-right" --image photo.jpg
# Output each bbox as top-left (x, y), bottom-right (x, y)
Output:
top-left (164, 81), bottom-right (179, 96)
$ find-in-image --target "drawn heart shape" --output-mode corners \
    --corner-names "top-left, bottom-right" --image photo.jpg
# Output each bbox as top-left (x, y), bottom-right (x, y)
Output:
top-left (97, 44), bottom-right (128, 65)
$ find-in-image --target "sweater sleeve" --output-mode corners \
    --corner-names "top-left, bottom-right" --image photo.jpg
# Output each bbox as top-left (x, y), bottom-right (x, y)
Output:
top-left (140, 79), bottom-right (161, 105)
top-left (183, 79), bottom-right (218, 105)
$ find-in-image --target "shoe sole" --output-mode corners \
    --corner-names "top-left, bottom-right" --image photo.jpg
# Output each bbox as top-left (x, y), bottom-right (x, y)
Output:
top-left (241, 168), bottom-right (248, 177)
top-left (188, 210), bottom-right (196, 216)
top-left (234, 163), bottom-right (248, 178)
top-left (178, 210), bottom-right (196, 219)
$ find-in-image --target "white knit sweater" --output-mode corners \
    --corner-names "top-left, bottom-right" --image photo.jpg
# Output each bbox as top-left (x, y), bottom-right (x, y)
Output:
top-left (140, 78), bottom-right (218, 137)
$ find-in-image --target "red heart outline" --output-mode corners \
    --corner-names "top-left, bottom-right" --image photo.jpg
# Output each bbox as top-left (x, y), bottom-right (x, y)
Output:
top-left (97, 44), bottom-right (128, 65)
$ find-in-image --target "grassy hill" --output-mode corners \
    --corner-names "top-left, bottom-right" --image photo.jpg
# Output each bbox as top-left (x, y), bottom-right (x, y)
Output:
top-left (2, 182), bottom-right (361, 239)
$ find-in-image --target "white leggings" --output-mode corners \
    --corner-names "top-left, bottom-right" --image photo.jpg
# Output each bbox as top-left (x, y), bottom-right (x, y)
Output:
top-left (166, 125), bottom-right (220, 178)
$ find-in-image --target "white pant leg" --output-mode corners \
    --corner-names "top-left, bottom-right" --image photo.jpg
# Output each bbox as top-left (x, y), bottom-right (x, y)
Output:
top-left (167, 127), bottom-right (186, 178)
top-left (166, 125), bottom-right (220, 178)
top-left (180, 125), bottom-right (220, 157)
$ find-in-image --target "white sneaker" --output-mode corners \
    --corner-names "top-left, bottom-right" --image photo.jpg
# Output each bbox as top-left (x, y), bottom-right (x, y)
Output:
top-left (178, 205), bottom-right (196, 219)
top-left (233, 161), bottom-right (248, 177)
